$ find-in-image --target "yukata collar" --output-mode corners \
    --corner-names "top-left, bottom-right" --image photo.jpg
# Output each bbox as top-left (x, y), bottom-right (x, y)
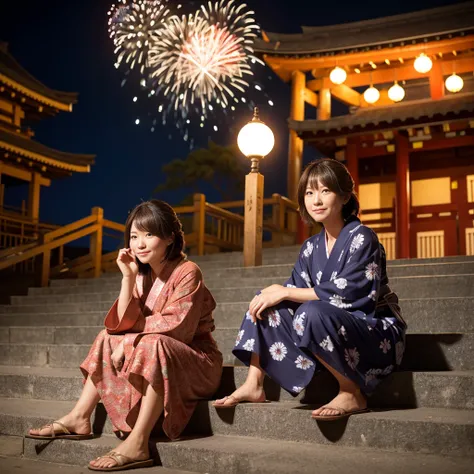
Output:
top-left (320, 215), bottom-right (361, 283)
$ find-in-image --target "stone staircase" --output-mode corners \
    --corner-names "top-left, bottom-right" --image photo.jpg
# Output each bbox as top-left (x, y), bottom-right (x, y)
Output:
top-left (0, 247), bottom-right (473, 473)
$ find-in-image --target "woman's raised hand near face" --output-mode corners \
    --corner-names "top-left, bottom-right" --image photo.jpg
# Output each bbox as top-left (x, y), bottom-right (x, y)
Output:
top-left (116, 248), bottom-right (139, 279)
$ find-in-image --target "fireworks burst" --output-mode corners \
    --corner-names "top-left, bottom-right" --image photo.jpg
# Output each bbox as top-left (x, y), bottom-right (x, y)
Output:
top-left (108, 0), bottom-right (171, 74)
top-left (148, 0), bottom-right (261, 114)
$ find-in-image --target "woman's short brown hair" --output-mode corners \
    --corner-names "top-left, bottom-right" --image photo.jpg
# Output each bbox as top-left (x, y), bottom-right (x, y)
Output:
top-left (124, 200), bottom-right (186, 274)
top-left (297, 158), bottom-right (360, 224)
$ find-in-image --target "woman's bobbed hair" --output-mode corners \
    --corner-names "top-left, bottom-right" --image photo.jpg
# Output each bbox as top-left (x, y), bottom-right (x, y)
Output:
top-left (124, 200), bottom-right (186, 274)
top-left (297, 158), bottom-right (360, 224)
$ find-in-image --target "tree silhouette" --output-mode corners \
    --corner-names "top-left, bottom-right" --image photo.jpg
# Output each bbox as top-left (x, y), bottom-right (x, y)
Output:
top-left (154, 141), bottom-right (246, 201)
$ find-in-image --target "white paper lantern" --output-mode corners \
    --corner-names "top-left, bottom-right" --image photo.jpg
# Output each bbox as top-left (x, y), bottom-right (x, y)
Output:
top-left (388, 82), bottom-right (405, 102)
top-left (363, 86), bottom-right (380, 104)
top-left (238, 108), bottom-right (275, 158)
top-left (414, 53), bottom-right (433, 74)
top-left (445, 73), bottom-right (464, 93)
top-left (329, 66), bottom-right (347, 85)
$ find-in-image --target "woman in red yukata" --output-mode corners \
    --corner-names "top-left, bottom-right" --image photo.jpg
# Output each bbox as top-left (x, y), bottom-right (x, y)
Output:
top-left (27, 200), bottom-right (223, 471)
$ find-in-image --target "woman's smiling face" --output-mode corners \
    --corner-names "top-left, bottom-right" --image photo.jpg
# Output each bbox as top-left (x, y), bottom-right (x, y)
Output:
top-left (304, 179), bottom-right (347, 224)
top-left (129, 222), bottom-right (171, 266)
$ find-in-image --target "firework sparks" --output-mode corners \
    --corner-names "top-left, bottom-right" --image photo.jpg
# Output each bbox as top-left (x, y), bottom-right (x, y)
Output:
top-left (148, 0), bottom-right (261, 114)
top-left (108, 0), bottom-right (171, 74)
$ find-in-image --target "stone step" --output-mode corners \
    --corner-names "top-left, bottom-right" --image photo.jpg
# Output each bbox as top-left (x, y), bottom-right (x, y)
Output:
top-left (5, 433), bottom-right (469, 473)
top-left (1, 398), bottom-right (473, 458)
top-left (0, 449), bottom-right (196, 474)
top-left (1, 297), bottom-right (472, 334)
top-left (1, 365), bottom-right (472, 410)
top-left (32, 259), bottom-right (474, 296)
top-left (10, 274), bottom-right (474, 307)
top-left (0, 331), bottom-right (472, 371)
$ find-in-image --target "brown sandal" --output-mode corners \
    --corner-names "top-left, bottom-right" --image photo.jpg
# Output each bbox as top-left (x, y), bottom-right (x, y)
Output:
top-left (88, 451), bottom-right (154, 471)
top-left (311, 405), bottom-right (369, 421)
top-left (25, 420), bottom-right (94, 440)
top-left (212, 394), bottom-right (267, 409)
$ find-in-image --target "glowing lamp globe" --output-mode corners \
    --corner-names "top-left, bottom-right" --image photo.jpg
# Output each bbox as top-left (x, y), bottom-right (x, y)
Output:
top-left (445, 73), bottom-right (464, 93)
top-left (414, 53), bottom-right (433, 74)
top-left (238, 108), bottom-right (275, 159)
top-left (363, 86), bottom-right (380, 104)
top-left (329, 66), bottom-right (347, 85)
top-left (388, 82), bottom-right (405, 102)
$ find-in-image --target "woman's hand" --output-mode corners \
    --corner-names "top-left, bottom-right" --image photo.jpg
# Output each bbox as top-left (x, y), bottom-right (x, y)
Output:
top-left (248, 285), bottom-right (288, 323)
top-left (111, 340), bottom-right (125, 372)
top-left (116, 248), bottom-right (139, 279)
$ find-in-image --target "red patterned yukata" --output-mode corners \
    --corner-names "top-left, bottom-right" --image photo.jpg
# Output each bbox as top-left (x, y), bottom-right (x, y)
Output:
top-left (80, 258), bottom-right (222, 440)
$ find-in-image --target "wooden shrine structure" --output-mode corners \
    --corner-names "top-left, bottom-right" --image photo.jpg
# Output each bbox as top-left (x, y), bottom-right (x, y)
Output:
top-left (255, 2), bottom-right (474, 259)
top-left (0, 42), bottom-right (95, 249)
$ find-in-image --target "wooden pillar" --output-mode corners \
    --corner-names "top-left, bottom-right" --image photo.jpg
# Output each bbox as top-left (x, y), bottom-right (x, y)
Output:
top-left (244, 168), bottom-right (264, 266)
top-left (429, 61), bottom-right (445, 100)
top-left (345, 143), bottom-right (359, 195)
top-left (454, 174), bottom-right (469, 255)
top-left (90, 207), bottom-right (103, 278)
top-left (317, 88), bottom-right (331, 121)
top-left (288, 70), bottom-right (305, 202)
top-left (395, 134), bottom-right (410, 259)
top-left (193, 193), bottom-right (206, 256)
top-left (27, 172), bottom-right (41, 221)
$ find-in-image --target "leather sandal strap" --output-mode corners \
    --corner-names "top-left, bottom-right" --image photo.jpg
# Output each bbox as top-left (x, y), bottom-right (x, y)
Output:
top-left (100, 451), bottom-right (133, 467)
top-left (40, 421), bottom-right (70, 438)
top-left (320, 405), bottom-right (347, 415)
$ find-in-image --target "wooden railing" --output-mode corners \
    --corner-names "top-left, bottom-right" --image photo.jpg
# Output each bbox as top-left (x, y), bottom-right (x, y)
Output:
top-left (360, 205), bottom-right (396, 260)
top-left (0, 212), bottom-right (59, 273)
top-left (174, 193), bottom-right (300, 255)
top-left (0, 207), bottom-right (124, 286)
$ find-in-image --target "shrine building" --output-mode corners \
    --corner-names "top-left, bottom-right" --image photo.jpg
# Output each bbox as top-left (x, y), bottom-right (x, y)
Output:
top-left (0, 42), bottom-right (95, 247)
top-left (255, 2), bottom-right (474, 259)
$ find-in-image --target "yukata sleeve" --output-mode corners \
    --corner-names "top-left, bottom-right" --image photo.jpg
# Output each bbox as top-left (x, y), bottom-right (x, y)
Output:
top-left (314, 227), bottom-right (381, 313)
top-left (132, 266), bottom-right (205, 345)
top-left (284, 238), bottom-right (315, 289)
top-left (104, 283), bottom-right (145, 334)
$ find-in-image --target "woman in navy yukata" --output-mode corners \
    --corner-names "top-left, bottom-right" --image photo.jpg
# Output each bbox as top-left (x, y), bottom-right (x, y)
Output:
top-left (214, 158), bottom-right (406, 420)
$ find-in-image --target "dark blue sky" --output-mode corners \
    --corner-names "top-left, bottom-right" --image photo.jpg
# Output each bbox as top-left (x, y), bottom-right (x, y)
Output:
top-left (0, 0), bottom-right (458, 227)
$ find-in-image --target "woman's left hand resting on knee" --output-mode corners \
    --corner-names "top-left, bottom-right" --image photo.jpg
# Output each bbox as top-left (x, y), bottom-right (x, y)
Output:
top-left (248, 285), bottom-right (319, 323)
top-left (111, 340), bottom-right (125, 371)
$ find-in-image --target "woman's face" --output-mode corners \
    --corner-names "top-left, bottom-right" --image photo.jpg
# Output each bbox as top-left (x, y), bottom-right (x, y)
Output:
top-left (129, 221), bottom-right (171, 266)
top-left (304, 178), bottom-right (347, 224)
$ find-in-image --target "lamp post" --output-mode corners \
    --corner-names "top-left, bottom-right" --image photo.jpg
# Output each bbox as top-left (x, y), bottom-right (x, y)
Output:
top-left (238, 107), bottom-right (275, 267)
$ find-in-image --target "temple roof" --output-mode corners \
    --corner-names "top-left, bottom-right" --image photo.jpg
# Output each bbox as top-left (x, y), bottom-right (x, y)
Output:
top-left (0, 42), bottom-right (78, 111)
top-left (256, 2), bottom-right (474, 56)
top-left (289, 93), bottom-right (474, 138)
top-left (0, 128), bottom-right (95, 173)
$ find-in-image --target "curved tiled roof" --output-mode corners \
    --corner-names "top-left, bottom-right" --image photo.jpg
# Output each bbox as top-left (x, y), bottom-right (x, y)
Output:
top-left (0, 42), bottom-right (78, 110)
top-left (0, 128), bottom-right (94, 173)
top-left (289, 93), bottom-right (474, 137)
top-left (256, 2), bottom-right (474, 55)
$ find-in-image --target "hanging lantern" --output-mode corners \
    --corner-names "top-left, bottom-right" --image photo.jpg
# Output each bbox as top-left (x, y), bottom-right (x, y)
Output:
top-left (445, 73), bottom-right (464, 93)
top-left (329, 66), bottom-right (347, 85)
top-left (363, 86), bottom-right (380, 104)
top-left (414, 53), bottom-right (433, 74)
top-left (388, 81), bottom-right (405, 102)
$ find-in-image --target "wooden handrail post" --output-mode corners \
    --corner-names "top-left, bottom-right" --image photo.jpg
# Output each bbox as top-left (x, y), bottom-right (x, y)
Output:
top-left (272, 193), bottom-right (283, 247)
top-left (193, 194), bottom-right (205, 256)
top-left (90, 207), bottom-right (104, 278)
top-left (40, 233), bottom-right (51, 287)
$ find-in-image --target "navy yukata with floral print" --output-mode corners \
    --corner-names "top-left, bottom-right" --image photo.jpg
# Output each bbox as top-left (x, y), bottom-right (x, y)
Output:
top-left (233, 216), bottom-right (407, 397)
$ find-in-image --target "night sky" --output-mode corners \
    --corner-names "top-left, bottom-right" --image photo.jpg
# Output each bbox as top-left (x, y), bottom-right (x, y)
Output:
top-left (0, 0), bottom-right (459, 228)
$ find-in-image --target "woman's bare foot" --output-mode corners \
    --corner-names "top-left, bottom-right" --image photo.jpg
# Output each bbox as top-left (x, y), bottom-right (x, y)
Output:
top-left (28, 411), bottom-right (91, 437)
top-left (89, 437), bottom-right (150, 469)
top-left (311, 389), bottom-right (367, 418)
top-left (213, 381), bottom-right (266, 407)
